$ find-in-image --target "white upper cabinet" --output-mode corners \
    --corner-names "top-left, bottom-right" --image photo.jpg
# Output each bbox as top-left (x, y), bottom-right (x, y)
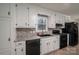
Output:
top-left (65, 16), bottom-right (73, 22)
top-left (15, 4), bottom-right (28, 28)
top-left (55, 13), bottom-right (70, 24)
top-left (55, 13), bottom-right (68, 28)
top-left (37, 8), bottom-right (50, 16)
top-left (55, 13), bottom-right (63, 24)
top-left (15, 4), bottom-right (38, 28)
top-left (14, 4), bottom-right (70, 28)
top-left (48, 13), bottom-right (56, 28)
top-left (28, 6), bottom-right (38, 28)
top-left (55, 13), bottom-right (59, 23)
top-left (0, 4), bottom-right (11, 17)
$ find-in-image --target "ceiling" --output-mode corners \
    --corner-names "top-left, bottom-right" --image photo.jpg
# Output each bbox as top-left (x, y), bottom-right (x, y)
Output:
top-left (31, 3), bottom-right (79, 17)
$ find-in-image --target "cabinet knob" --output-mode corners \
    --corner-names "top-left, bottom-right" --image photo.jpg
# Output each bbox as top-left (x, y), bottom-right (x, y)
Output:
top-left (54, 41), bottom-right (56, 43)
top-left (28, 24), bottom-right (29, 26)
top-left (25, 22), bottom-right (27, 26)
top-left (14, 49), bottom-right (16, 51)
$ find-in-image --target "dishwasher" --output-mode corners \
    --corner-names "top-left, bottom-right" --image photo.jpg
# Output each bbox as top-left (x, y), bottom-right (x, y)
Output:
top-left (26, 39), bottom-right (40, 55)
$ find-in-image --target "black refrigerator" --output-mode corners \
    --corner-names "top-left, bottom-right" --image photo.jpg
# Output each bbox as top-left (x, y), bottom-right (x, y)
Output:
top-left (65, 22), bottom-right (78, 46)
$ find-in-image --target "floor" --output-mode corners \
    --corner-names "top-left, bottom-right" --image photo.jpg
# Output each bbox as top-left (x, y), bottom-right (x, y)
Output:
top-left (48, 44), bottom-right (79, 55)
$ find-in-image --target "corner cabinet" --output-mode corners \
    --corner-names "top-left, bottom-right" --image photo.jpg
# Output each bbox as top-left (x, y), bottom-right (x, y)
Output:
top-left (0, 4), bottom-right (11, 17)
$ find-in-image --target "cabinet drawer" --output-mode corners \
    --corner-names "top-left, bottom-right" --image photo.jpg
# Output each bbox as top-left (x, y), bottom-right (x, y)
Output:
top-left (15, 41), bottom-right (25, 47)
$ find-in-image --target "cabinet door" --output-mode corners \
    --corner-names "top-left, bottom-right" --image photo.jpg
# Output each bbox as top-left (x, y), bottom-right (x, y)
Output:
top-left (53, 37), bottom-right (59, 50)
top-left (55, 14), bottom-right (60, 24)
top-left (0, 19), bottom-right (11, 55)
top-left (16, 4), bottom-right (28, 28)
top-left (15, 41), bottom-right (25, 55)
top-left (48, 39), bottom-right (53, 53)
top-left (48, 37), bottom-right (59, 53)
top-left (0, 4), bottom-right (10, 17)
top-left (48, 13), bottom-right (56, 28)
top-left (40, 39), bottom-right (49, 54)
top-left (16, 47), bottom-right (25, 55)
top-left (65, 16), bottom-right (70, 22)
top-left (60, 15), bottom-right (65, 28)
top-left (28, 7), bottom-right (37, 28)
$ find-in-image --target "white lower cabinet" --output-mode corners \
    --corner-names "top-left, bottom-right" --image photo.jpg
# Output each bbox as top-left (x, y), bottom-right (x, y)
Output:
top-left (15, 41), bottom-right (26, 55)
top-left (15, 36), bottom-right (59, 55)
top-left (53, 37), bottom-right (60, 50)
top-left (40, 38), bottom-right (49, 54)
top-left (40, 36), bottom-right (59, 55)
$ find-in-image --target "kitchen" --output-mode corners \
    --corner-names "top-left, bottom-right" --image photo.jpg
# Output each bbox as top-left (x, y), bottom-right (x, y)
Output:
top-left (0, 3), bottom-right (79, 55)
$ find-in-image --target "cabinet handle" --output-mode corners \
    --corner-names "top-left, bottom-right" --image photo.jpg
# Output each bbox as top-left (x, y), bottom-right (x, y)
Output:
top-left (55, 14), bottom-right (56, 16)
top-left (8, 11), bottom-right (10, 15)
top-left (16, 24), bottom-right (17, 26)
top-left (14, 49), bottom-right (16, 51)
top-left (18, 43), bottom-right (22, 45)
top-left (54, 41), bottom-right (56, 43)
top-left (8, 37), bottom-right (10, 41)
top-left (15, 4), bottom-right (18, 7)
top-left (28, 24), bottom-right (29, 26)
top-left (21, 48), bottom-right (23, 51)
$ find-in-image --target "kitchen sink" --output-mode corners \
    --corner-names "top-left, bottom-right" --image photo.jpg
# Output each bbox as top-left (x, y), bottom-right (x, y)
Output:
top-left (38, 34), bottom-right (52, 37)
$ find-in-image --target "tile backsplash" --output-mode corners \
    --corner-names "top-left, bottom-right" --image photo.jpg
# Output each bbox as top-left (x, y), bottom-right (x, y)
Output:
top-left (16, 28), bottom-right (53, 41)
top-left (16, 28), bottom-right (36, 41)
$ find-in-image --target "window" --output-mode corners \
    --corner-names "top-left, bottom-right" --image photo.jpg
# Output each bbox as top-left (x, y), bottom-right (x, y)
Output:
top-left (36, 14), bottom-right (48, 32)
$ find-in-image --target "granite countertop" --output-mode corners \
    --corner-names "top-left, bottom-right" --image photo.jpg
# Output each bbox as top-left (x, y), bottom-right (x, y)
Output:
top-left (14, 34), bottom-right (60, 42)
top-left (14, 36), bottom-right (41, 42)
